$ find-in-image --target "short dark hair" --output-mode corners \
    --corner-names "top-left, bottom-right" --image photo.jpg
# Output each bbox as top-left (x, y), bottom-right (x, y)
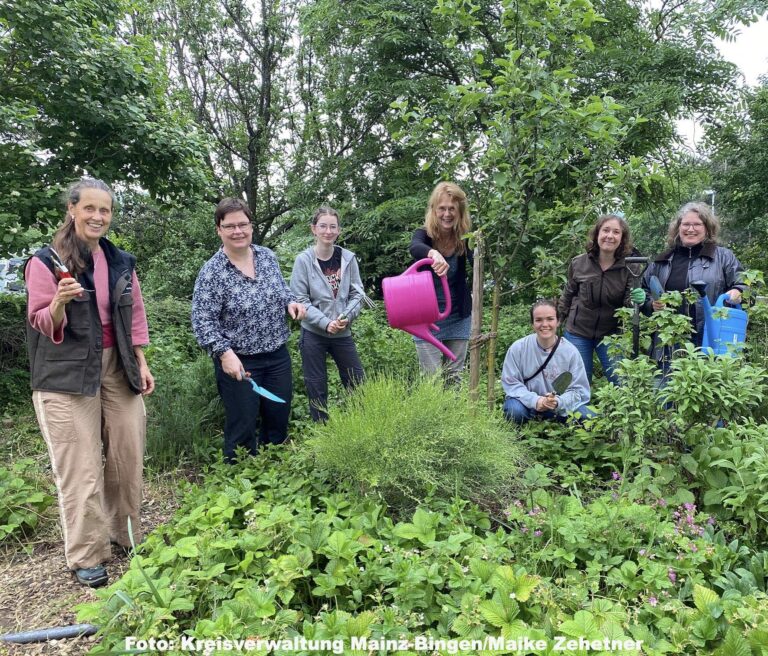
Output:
top-left (215, 197), bottom-right (253, 227)
top-left (529, 298), bottom-right (558, 322)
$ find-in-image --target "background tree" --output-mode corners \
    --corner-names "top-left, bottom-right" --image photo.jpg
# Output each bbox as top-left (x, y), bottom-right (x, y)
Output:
top-left (0, 0), bottom-right (211, 256)
top-left (705, 78), bottom-right (768, 268)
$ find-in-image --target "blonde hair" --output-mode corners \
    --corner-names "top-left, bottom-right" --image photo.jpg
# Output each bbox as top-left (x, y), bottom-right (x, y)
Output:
top-left (423, 182), bottom-right (471, 256)
top-left (666, 201), bottom-right (720, 247)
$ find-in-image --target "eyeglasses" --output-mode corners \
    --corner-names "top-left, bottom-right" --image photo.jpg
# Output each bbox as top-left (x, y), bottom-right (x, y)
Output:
top-left (315, 224), bottom-right (339, 232)
top-left (680, 223), bottom-right (704, 230)
top-left (220, 222), bottom-right (252, 233)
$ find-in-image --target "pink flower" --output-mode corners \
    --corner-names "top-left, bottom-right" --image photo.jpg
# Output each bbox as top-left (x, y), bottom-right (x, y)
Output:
top-left (638, 549), bottom-right (646, 556)
top-left (612, 471), bottom-right (621, 481)
top-left (668, 569), bottom-right (677, 583)
top-left (648, 596), bottom-right (658, 607)
top-left (534, 530), bottom-right (543, 537)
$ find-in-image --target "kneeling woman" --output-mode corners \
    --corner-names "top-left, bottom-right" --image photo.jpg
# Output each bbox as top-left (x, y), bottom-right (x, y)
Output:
top-left (290, 206), bottom-right (365, 422)
top-left (501, 299), bottom-right (592, 424)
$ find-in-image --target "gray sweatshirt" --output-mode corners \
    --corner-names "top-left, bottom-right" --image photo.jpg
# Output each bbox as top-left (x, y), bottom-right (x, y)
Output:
top-left (290, 246), bottom-right (364, 337)
top-left (501, 334), bottom-right (591, 415)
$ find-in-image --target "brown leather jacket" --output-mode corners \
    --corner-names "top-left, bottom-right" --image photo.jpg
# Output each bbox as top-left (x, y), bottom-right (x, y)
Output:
top-left (558, 252), bottom-right (633, 340)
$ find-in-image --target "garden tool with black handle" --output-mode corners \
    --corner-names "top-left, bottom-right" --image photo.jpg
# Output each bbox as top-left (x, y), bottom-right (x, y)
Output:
top-left (625, 256), bottom-right (650, 359)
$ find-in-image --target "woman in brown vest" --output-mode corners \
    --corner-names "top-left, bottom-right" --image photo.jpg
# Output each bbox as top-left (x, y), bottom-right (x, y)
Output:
top-left (25, 178), bottom-right (154, 587)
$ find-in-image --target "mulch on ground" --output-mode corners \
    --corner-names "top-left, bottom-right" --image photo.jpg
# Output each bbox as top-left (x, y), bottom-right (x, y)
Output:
top-left (0, 482), bottom-right (181, 656)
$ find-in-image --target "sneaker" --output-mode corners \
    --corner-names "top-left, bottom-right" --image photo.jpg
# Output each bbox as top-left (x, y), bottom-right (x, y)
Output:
top-left (74, 565), bottom-right (108, 588)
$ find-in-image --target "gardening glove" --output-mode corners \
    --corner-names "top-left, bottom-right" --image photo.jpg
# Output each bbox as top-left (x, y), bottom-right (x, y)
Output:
top-left (630, 288), bottom-right (646, 304)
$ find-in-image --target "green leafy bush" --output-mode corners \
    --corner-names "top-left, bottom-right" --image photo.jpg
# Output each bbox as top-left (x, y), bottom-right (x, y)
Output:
top-left (78, 445), bottom-right (768, 655)
top-left (0, 292), bottom-right (29, 411)
top-left (0, 458), bottom-right (54, 542)
top-left (144, 353), bottom-right (222, 470)
top-left (687, 421), bottom-right (768, 542)
top-left (307, 376), bottom-right (522, 511)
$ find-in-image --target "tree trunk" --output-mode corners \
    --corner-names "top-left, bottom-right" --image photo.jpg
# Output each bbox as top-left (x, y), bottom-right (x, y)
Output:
top-left (469, 232), bottom-right (485, 402)
top-left (486, 277), bottom-right (501, 410)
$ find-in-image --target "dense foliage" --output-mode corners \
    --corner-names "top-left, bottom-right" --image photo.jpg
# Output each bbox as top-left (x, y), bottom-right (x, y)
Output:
top-left (309, 377), bottom-right (522, 511)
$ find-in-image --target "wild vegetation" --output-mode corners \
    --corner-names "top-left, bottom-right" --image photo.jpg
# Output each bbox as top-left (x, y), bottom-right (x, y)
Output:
top-left (1, 0), bottom-right (768, 651)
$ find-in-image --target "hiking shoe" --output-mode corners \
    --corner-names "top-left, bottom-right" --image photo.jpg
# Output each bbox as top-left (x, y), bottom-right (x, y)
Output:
top-left (75, 565), bottom-right (108, 588)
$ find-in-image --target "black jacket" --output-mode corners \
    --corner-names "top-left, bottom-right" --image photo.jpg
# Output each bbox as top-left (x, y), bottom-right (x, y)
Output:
top-left (409, 228), bottom-right (473, 319)
top-left (558, 252), bottom-right (633, 340)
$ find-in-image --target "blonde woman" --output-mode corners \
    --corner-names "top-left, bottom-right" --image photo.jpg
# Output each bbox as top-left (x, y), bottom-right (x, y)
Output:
top-left (409, 182), bottom-right (472, 385)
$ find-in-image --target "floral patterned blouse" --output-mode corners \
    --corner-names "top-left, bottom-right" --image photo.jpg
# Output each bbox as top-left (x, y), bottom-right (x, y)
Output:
top-left (192, 245), bottom-right (295, 357)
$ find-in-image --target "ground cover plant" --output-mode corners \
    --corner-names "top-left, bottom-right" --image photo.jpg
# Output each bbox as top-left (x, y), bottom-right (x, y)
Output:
top-left (0, 458), bottom-right (53, 544)
top-left (77, 437), bottom-right (768, 655)
top-left (74, 295), bottom-right (768, 655)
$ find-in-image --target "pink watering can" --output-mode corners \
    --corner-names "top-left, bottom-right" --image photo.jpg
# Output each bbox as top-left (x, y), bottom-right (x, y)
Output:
top-left (382, 258), bottom-right (456, 361)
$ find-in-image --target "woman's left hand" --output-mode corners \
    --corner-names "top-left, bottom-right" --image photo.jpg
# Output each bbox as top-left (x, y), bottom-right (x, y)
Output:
top-left (139, 364), bottom-right (155, 396)
top-left (727, 289), bottom-right (743, 305)
top-left (288, 302), bottom-right (307, 320)
top-left (327, 318), bottom-right (349, 334)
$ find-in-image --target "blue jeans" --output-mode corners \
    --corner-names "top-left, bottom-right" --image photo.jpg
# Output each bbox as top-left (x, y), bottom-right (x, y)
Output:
top-left (214, 345), bottom-right (292, 463)
top-left (503, 397), bottom-right (595, 425)
top-left (564, 331), bottom-right (619, 385)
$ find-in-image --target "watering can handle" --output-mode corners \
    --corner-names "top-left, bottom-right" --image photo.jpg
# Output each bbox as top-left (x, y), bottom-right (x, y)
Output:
top-left (403, 258), bottom-right (452, 320)
top-left (715, 293), bottom-right (742, 310)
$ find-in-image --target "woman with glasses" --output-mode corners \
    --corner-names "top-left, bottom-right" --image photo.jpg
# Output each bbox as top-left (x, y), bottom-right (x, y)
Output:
top-left (25, 178), bottom-right (154, 588)
top-left (192, 198), bottom-right (306, 462)
top-left (409, 182), bottom-right (473, 386)
top-left (289, 206), bottom-right (366, 422)
top-left (642, 201), bottom-right (745, 348)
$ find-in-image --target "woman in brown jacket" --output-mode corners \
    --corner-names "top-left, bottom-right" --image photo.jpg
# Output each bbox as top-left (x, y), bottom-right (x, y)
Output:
top-left (558, 214), bottom-right (645, 384)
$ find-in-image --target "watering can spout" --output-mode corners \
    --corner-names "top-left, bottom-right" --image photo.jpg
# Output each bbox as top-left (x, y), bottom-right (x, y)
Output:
top-left (403, 324), bottom-right (457, 361)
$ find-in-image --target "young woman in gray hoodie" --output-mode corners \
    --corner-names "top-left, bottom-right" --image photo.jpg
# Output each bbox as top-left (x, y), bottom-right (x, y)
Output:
top-left (290, 207), bottom-right (365, 421)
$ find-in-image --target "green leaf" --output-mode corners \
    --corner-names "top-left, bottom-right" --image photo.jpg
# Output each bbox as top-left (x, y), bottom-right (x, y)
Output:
top-left (176, 537), bottom-right (199, 558)
top-left (692, 585), bottom-right (719, 614)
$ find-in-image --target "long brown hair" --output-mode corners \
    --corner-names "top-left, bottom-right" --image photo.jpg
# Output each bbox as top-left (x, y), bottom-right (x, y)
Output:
top-left (586, 214), bottom-right (633, 259)
top-left (423, 182), bottom-right (471, 256)
top-left (51, 179), bottom-right (115, 275)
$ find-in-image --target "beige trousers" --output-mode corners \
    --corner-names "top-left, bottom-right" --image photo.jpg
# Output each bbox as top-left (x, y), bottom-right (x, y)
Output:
top-left (32, 347), bottom-right (146, 570)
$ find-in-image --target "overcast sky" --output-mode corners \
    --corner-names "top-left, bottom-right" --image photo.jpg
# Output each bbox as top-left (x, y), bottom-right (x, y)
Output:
top-left (717, 15), bottom-right (768, 86)
top-left (678, 15), bottom-right (767, 150)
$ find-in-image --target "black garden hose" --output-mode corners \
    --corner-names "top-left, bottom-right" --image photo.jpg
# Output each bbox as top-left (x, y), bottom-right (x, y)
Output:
top-left (0, 623), bottom-right (98, 644)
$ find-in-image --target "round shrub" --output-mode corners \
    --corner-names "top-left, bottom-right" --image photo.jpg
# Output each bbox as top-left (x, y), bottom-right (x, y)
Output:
top-left (307, 376), bottom-right (523, 512)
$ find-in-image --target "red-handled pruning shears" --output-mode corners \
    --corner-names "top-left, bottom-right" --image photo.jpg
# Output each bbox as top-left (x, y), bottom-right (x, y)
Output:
top-left (49, 247), bottom-right (74, 281)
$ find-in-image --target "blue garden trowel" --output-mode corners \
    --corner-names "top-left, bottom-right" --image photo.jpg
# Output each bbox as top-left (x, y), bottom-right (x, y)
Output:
top-left (649, 276), bottom-right (664, 301)
top-left (240, 370), bottom-right (286, 403)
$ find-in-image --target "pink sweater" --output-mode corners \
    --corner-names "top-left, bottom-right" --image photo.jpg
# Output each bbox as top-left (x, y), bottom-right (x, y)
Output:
top-left (26, 255), bottom-right (150, 348)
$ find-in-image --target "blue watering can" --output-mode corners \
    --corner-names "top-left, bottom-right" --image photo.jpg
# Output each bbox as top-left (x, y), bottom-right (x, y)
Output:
top-left (691, 281), bottom-right (748, 356)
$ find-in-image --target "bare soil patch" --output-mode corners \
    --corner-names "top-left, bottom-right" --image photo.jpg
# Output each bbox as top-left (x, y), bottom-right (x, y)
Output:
top-left (0, 477), bottom-right (184, 655)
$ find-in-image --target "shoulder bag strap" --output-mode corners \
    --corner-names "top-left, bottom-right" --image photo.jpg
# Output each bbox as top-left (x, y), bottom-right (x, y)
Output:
top-left (523, 336), bottom-right (561, 385)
